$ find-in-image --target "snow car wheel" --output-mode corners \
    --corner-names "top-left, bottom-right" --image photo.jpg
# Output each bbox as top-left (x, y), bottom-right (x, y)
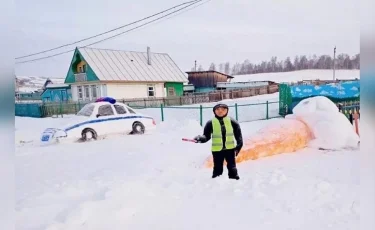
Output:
top-left (81, 128), bottom-right (97, 141)
top-left (131, 122), bottom-right (145, 135)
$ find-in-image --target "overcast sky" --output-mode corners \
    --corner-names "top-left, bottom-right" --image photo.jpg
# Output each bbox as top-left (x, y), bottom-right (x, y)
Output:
top-left (14, 0), bottom-right (359, 78)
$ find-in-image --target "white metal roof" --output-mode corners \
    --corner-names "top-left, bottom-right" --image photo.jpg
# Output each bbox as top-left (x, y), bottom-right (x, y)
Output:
top-left (78, 47), bottom-right (188, 83)
top-left (46, 83), bottom-right (70, 88)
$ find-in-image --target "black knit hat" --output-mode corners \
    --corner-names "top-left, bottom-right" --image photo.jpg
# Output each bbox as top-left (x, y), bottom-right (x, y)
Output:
top-left (213, 103), bottom-right (229, 112)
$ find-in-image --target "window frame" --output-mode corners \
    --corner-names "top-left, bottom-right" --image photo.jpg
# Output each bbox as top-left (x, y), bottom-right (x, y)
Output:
top-left (77, 86), bottom-right (83, 100)
top-left (84, 85), bottom-right (90, 100)
top-left (147, 84), bottom-right (155, 97)
top-left (167, 87), bottom-right (176, 96)
top-left (91, 85), bottom-right (97, 99)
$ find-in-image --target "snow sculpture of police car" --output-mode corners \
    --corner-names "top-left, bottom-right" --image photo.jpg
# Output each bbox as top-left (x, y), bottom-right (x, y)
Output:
top-left (40, 97), bottom-right (156, 144)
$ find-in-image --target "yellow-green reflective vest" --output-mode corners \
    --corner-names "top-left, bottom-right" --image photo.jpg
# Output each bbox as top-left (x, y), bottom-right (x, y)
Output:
top-left (211, 117), bottom-right (235, 152)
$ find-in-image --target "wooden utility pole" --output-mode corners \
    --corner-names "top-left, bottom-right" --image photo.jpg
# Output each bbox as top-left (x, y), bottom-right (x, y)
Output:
top-left (333, 46), bottom-right (336, 80)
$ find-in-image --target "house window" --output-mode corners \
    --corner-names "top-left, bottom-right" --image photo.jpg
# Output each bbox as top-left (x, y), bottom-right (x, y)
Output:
top-left (77, 86), bottom-right (83, 100)
top-left (147, 85), bottom-right (155, 97)
top-left (82, 64), bottom-right (86, 73)
top-left (84, 86), bottom-right (90, 100)
top-left (91, 85), bottom-right (97, 99)
top-left (167, 87), bottom-right (176, 96)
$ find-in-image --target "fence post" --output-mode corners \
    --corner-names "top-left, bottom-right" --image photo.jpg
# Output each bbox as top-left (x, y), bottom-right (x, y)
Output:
top-left (235, 103), bottom-right (238, 121)
top-left (266, 101), bottom-right (269, 120)
top-left (38, 104), bottom-right (42, 118)
top-left (59, 102), bottom-right (63, 118)
top-left (160, 104), bottom-right (164, 122)
top-left (200, 105), bottom-right (203, 126)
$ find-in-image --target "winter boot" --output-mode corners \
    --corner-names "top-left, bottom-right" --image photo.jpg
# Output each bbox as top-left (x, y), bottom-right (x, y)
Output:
top-left (212, 173), bottom-right (222, 178)
top-left (229, 175), bottom-right (240, 180)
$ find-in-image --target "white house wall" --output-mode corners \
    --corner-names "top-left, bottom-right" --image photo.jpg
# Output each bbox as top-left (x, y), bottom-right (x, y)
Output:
top-left (70, 83), bottom-right (165, 101)
top-left (106, 83), bottom-right (165, 99)
top-left (71, 85), bottom-right (78, 101)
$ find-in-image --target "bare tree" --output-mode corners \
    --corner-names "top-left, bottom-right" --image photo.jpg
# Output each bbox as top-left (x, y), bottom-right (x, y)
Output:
top-left (224, 62), bottom-right (231, 74)
top-left (205, 52), bottom-right (359, 75)
top-left (208, 63), bottom-right (216, 71)
top-left (218, 63), bottom-right (224, 73)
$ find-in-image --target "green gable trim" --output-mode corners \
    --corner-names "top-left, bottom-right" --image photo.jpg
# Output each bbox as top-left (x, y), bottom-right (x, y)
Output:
top-left (64, 48), bottom-right (100, 84)
top-left (165, 82), bottom-right (183, 97)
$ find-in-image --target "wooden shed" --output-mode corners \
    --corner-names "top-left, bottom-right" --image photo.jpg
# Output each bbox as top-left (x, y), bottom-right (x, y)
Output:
top-left (185, 70), bottom-right (234, 92)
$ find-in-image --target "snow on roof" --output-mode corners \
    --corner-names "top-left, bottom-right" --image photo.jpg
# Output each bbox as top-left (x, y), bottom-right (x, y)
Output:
top-left (45, 84), bottom-right (69, 88)
top-left (231, 69), bottom-right (360, 84)
top-left (78, 47), bottom-right (188, 83)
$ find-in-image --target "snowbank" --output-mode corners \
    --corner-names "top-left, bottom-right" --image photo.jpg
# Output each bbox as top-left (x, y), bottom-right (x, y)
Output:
top-left (205, 96), bottom-right (360, 167)
top-left (232, 69), bottom-right (359, 83)
top-left (289, 96), bottom-right (360, 150)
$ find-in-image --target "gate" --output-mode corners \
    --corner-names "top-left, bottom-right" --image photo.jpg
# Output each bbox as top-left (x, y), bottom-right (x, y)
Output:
top-left (278, 84), bottom-right (292, 116)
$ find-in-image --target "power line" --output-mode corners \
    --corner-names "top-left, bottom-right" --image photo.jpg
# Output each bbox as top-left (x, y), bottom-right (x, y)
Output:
top-left (16, 0), bottom-right (201, 60)
top-left (136, 0), bottom-right (211, 29)
top-left (15, 0), bottom-right (207, 65)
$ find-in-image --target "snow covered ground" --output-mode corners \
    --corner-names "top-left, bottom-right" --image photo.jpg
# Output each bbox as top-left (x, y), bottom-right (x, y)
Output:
top-left (232, 69), bottom-right (359, 83)
top-left (15, 94), bottom-right (360, 230)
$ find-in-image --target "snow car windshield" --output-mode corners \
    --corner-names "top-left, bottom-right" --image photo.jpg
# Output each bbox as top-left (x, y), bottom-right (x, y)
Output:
top-left (77, 104), bottom-right (95, 117)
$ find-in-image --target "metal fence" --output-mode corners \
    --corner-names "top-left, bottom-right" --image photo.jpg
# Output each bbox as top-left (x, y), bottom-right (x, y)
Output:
top-left (137, 101), bottom-right (281, 125)
top-left (15, 101), bottom-right (91, 118)
top-left (15, 99), bottom-right (359, 127)
top-left (117, 84), bottom-right (279, 107)
top-left (15, 100), bottom-right (281, 125)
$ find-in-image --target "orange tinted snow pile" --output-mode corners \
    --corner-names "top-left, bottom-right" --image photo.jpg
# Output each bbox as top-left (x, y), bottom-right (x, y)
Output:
top-left (204, 118), bottom-right (313, 168)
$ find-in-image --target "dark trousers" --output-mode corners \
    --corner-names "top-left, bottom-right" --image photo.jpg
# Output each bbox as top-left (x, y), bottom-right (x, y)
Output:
top-left (212, 149), bottom-right (239, 178)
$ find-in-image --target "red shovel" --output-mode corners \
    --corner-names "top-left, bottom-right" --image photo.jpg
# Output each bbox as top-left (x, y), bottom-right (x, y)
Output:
top-left (182, 138), bottom-right (198, 143)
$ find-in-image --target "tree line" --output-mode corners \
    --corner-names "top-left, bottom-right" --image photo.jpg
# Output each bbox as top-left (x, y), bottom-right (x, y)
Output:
top-left (192, 53), bottom-right (360, 75)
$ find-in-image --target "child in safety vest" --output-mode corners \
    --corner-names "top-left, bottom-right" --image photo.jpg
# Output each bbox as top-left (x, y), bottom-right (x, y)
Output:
top-left (194, 103), bottom-right (243, 180)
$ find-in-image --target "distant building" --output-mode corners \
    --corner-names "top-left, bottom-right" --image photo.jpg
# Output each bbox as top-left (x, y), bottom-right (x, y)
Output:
top-left (15, 77), bottom-right (69, 102)
top-left (64, 47), bottom-right (187, 102)
top-left (41, 83), bottom-right (71, 102)
top-left (216, 81), bottom-right (277, 90)
top-left (15, 91), bottom-right (42, 101)
top-left (183, 84), bottom-right (195, 94)
top-left (185, 70), bottom-right (234, 93)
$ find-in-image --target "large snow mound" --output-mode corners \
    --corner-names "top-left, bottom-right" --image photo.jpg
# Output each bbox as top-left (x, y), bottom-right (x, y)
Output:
top-left (287, 96), bottom-right (359, 150)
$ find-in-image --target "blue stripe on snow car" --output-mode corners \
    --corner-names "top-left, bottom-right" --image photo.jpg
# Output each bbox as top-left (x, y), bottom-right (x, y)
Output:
top-left (64, 115), bottom-right (154, 132)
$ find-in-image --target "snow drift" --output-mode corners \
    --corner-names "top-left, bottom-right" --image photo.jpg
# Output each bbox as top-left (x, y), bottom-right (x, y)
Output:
top-left (205, 96), bottom-right (360, 167)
